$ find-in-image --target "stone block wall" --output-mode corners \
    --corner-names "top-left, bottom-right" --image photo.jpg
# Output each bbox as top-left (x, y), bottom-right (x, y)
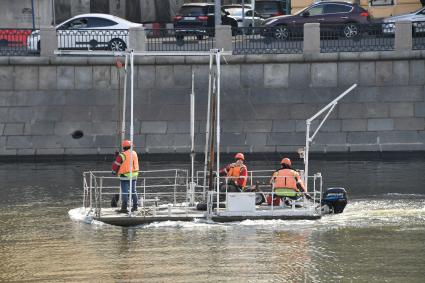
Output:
top-left (0, 52), bottom-right (424, 156)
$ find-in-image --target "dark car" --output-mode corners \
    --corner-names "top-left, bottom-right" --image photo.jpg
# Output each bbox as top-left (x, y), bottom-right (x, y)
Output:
top-left (255, 0), bottom-right (285, 18)
top-left (173, 3), bottom-right (238, 40)
top-left (264, 1), bottom-right (371, 40)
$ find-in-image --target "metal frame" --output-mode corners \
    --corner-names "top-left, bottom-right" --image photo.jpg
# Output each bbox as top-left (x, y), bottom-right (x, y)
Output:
top-left (55, 49), bottom-right (231, 214)
top-left (303, 84), bottom-right (357, 191)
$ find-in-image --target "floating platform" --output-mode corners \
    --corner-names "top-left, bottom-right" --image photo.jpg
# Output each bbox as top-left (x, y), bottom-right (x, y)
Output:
top-left (70, 201), bottom-right (321, 227)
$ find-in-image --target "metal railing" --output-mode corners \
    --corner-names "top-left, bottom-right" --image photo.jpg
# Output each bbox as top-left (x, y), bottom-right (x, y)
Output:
top-left (146, 28), bottom-right (215, 51)
top-left (233, 26), bottom-right (302, 54)
top-left (5, 23), bottom-right (425, 56)
top-left (412, 21), bottom-right (425, 50)
top-left (82, 169), bottom-right (201, 217)
top-left (320, 23), bottom-right (394, 53)
top-left (0, 29), bottom-right (38, 56)
top-left (56, 29), bottom-right (128, 51)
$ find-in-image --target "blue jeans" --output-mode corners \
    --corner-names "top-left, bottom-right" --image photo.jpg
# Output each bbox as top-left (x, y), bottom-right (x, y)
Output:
top-left (120, 179), bottom-right (138, 209)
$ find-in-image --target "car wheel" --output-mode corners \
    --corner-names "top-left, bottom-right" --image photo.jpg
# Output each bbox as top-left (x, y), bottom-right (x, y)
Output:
top-left (108, 38), bottom-right (126, 51)
top-left (343, 23), bottom-right (359, 39)
top-left (274, 25), bottom-right (290, 40)
top-left (196, 35), bottom-right (203, 40)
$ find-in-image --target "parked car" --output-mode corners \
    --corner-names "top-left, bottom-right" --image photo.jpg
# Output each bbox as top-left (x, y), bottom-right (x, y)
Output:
top-left (255, 0), bottom-right (285, 18)
top-left (264, 1), bottom-right (371, 40)
top-left (382, 7), bottom-right (425, 34)
top-left (27, 13), bottom-right (142, 51)
top-left (222, 4), bottom-right (252, 10)
top-left (224, 7), bottom-right (265, 30)
top-left (173, 3), bottom-right (238, 40)
top-left (0, 29), bottom-right (32, 47)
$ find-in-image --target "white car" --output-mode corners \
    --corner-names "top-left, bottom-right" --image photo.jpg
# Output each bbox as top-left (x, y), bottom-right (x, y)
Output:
top-left (225, 8), bottom-right (265, 32)
top-left (382, 7), bottom-right (425, 34)
top-left (27, 13), bottom-right (143, 51)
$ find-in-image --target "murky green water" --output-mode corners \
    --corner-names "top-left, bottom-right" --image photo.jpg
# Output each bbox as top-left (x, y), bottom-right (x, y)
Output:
top-left (0, 158), bottom-right (424, 282)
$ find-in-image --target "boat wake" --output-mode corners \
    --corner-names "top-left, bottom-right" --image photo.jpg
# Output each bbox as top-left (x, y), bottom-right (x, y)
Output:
top-left (68, 196), bottom-right (425, 231)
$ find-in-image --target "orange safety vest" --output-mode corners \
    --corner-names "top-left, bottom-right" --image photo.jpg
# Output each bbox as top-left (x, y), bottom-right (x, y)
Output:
top-left (227, 164), bottom-right (247, 187)
top-left (272, 169), bottom-right (302, 191)
top-left (117, 150), bottom-right (139, 178)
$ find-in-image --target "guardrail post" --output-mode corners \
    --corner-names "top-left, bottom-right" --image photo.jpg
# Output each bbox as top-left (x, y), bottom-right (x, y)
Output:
top-left (215, 25), bottom-right (233, 52)
top-left (129, 26), bottom-right (146, 51)
top-left (303, 23), bottom-right (320, 54)
top-left (40, 26), bottom-right (57, 57)
top-left (395, 21), bottom-right (412, 52)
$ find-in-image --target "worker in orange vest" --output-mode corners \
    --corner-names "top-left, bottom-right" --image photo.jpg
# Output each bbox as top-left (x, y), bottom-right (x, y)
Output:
top-left (111, 139), bottom-right (139, 213)
top-left (269, 157), bottom-right (308, 205)
top-left (219, 152), bottom-right (248, 193)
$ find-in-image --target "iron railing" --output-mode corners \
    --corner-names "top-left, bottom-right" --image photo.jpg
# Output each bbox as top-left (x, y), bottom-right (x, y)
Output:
top-left (0, 29), bottom-right (38, 56)
top-left (6, 24), bottom-right (425, 56)
top-left (56, 29), bottom-right (128, 51)
top-left (412, 21), bottom-right (425, 50)
top-left (146, 28), bottom-right (215, 51)
top-left (233, 26), bottom-right (303, 54)
top-left (320, 23), bottom-right (394, 53)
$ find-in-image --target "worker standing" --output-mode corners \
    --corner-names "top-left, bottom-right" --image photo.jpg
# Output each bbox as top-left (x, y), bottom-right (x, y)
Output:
top-left (112, 140), bottom-right (139, 213)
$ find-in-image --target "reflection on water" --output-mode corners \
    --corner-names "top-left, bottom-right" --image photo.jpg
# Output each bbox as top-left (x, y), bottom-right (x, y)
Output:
top-left (0, 158), bottom-right (424, 282)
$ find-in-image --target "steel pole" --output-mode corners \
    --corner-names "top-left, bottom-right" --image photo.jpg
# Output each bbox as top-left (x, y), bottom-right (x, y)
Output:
top-left (128, 51), bottom-right (134, 215)
top-left (203, 53), bottom-right (214, 199)
top-left (215, 0), bottom-right (222, 26)
top-left (31, 0), bottom-right (36, 30)
top-left (215, 51), bottom-right (221, 198)
top-left (121, 54), bottom-right (128, 143)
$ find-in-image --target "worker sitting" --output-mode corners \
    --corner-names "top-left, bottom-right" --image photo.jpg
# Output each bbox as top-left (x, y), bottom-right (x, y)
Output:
top-left (269, 157), bottom-right (307, 206)
top-left (218, 152), bottom-right (248, 200)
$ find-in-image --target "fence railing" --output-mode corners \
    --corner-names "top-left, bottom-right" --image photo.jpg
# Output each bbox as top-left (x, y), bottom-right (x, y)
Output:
top-left (412, 21), bottom-right (425, 50)
top-left (56, 29), bottom-right (128, 51)
top-left (146, 28), bottom-right (214, 51)
top-left (0, 29), bottom-right (38, 56)
top-left (320, 23), bottom-right (394, 53)
top-left (233, 26), bottom-right (303, 54)
top-left (2, 22), bottom-right (425, 56)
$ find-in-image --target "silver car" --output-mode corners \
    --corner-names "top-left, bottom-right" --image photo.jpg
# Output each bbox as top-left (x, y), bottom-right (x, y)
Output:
top-left (226, 8), bottom-right (265, 32)
top-left (27, 13), bottom-right (143, 51)
top-left (382, 7), bottom-right (425, 34)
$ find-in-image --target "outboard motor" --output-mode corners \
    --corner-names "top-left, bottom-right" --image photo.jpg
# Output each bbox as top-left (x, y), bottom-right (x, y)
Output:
top-left (322, 187), bottom-right (348, 214)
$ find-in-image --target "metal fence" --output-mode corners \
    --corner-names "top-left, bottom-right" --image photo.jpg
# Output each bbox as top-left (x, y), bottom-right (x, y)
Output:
top-left (0, 29), bottom-right (38, 56)
top-left (56, 29), bottom-right (128, 51)
top-left (4, 23), bottom-right (425, 56)
top-left (320, 23), bottom-right (394, 53)
top-left (146, 28), bottom-right (215, 51)
top-left (233, 27), bottom-right (303, 54)
top-left (412, 21), bottom-right (425, 50)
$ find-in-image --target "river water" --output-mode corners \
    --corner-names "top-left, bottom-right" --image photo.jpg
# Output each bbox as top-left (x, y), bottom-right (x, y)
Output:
top-left (0, 157), bottom-right (424, 282)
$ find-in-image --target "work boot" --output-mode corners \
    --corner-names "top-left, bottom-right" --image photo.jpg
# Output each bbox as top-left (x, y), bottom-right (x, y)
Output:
top-left (116, 208), bottom-right (129, 213)
top-left (131, 207), bottom-right (138, 212)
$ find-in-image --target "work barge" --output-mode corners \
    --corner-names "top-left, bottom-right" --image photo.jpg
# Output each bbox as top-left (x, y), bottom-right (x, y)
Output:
top-left (64, 49), bottom-right (353, 226)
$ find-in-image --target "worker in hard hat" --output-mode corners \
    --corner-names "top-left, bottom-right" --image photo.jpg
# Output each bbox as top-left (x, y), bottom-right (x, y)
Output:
top-left (218, 153), bottom-right (248, 196)
top-left (111, 139), bottom-right (139, 213)
top-left (269, 157), bottom-right (307, 205)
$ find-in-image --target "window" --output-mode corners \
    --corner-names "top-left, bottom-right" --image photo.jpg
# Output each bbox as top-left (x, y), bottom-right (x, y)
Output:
top-left (307, 5), bottom-right (324, 16)
top-left (180, 6), bottom-right (206, 16)
top-left (87, 18), bottom-right (117, 28)
top-left (369, 0), bottom-right (394, 6)
top-left (63, 18), bottom-right (88, 29)
top-left (324, 4), bottom-right (352, 14)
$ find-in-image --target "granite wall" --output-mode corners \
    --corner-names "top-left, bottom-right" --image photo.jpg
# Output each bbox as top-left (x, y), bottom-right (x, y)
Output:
top-left (0, 52), bottom-right (424, 156)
